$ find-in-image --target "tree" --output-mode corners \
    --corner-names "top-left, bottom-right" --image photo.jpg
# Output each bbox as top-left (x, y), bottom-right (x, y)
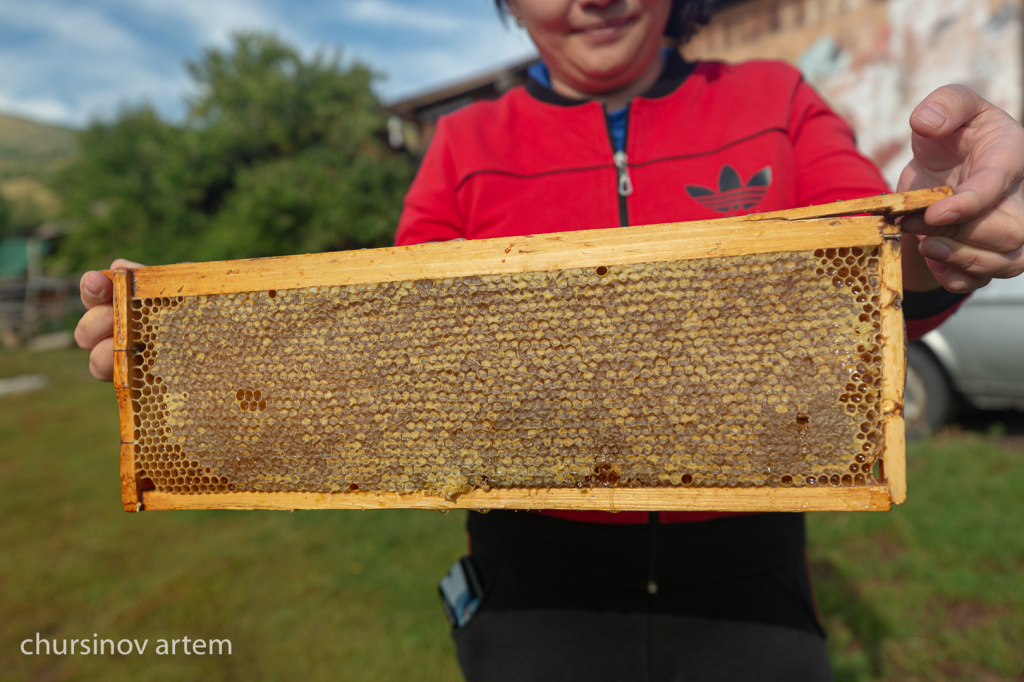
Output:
top-left (58, 33), bottom-right (414, 268)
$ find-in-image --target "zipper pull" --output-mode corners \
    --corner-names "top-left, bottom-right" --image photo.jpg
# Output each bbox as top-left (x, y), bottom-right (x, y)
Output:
top-left (613, 150), bottom-right (633, 197)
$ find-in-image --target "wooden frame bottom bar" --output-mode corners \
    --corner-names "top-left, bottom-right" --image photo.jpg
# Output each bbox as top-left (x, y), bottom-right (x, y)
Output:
top-left (142, 486), bottom-right (893, 512)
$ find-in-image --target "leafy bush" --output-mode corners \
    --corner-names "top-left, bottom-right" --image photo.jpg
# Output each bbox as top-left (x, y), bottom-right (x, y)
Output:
top-left (57, 33), bottom-right (414, 268)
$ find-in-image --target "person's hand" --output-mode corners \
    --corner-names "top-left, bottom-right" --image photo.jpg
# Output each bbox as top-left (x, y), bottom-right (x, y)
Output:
top-left (74, 259), bottom-right (143, 381)
top-left (898, 85), bottom-right (1024, 293)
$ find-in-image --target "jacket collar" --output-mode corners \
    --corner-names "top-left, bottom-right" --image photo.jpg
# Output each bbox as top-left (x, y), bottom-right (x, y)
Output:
top-left (524, 49), bottom-right (697, 106)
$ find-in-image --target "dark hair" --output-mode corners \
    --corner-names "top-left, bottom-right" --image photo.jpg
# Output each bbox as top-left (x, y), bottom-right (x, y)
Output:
top-left (493, 1), bottom-right (714, 45)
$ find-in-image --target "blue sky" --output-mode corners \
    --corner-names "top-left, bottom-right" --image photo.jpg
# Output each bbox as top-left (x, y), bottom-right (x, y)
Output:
top-left (0, 0), bottom-right (538, 127)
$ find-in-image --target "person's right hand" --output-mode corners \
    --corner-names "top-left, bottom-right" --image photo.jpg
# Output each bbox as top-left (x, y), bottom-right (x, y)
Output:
top-left (74, 259), bottom-right (143, 381)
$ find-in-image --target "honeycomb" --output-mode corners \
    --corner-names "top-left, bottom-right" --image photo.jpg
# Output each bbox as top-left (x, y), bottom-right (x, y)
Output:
top-left (125, 246), bottom-right (888, 499)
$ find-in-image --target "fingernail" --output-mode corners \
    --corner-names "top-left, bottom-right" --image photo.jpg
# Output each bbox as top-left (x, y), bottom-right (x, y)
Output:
top-left (919, 238), bottom-right (952, 261)
top-left (935, 209), bottom-right (961, 225)
top-left (84, 275), bottom-right (102, 298)
top-left (916, 105), bottom-right (947, 129)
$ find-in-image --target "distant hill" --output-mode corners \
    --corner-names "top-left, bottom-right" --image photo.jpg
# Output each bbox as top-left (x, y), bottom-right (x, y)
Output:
top-left (0, 114), bottom-right (77, 232)
top-left (0, 114), bottom-right (77, 181)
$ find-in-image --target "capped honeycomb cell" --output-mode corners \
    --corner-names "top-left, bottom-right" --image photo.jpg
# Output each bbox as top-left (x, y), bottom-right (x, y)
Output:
top-left (124, 249), bottom-right (887, 499)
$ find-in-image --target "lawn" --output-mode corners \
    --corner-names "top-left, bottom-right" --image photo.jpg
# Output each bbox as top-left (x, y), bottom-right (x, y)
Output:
top-left (2, 348), bottom-right (1022, 681)
top-left (811, 426), bottom-right (1024, 681)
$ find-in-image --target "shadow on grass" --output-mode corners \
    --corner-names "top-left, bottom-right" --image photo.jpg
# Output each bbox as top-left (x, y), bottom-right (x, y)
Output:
top-left (810, 557), bottom-right (889, 682)
top-left (954, 408), bottom-right (1024, 442)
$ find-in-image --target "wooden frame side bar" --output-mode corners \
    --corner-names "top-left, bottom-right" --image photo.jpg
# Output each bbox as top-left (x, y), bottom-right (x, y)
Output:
top-left (879, 221), bottom-right (908, 504)
top-left (120, 443), bottom-right (141, 513)
top-left (111, 269), bottom-right (142, 512)
top-left (142, 485), bottom-right (893, 513)
top-left (111, 269), bottom-right (131, 389)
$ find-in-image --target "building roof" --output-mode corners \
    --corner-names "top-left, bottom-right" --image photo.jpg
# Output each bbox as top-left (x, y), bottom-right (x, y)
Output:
top-left (387, 55), bottom-right (538, 121)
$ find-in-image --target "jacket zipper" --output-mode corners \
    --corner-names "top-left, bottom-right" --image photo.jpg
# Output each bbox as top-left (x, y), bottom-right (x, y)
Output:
top-left (604, 104), bottom-right (633, 226)
top-left (647, 511), bottom-right (659, 595)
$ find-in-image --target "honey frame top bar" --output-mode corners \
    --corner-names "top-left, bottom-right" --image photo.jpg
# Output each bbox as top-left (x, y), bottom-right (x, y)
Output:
top-left (120, 187), bottom-right (950, 299)
top-left (112, 187), bottom-right (950, 512)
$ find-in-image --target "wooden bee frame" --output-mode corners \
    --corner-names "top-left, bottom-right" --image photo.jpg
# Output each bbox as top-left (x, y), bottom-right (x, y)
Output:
top-left (110, 187), bottom-right (951, 513)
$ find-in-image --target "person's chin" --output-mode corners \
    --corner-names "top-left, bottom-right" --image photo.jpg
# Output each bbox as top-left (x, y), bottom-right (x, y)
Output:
top-left (577, 50), bottom-right (644, 81)
top-left (569, 69), bottom-right (640, 97)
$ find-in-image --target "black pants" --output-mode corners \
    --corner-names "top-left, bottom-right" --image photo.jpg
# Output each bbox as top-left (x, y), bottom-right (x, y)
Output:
top-left (451, 511), bottom-right (833, 682)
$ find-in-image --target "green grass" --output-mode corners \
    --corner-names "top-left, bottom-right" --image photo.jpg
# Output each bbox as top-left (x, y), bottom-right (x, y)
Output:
top-left (810, 432), bottom-right (1024, 681)
top-left (2, 348), bottom-right (1023, 680)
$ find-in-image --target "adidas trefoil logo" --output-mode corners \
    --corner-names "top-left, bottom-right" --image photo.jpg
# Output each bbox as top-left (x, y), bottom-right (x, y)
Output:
top-left (686, 165), bottom-right (772, 213)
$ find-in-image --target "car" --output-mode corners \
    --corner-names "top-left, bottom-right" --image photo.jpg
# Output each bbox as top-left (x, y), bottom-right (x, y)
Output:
top-left (905, 275), bottom-right (1024, 438)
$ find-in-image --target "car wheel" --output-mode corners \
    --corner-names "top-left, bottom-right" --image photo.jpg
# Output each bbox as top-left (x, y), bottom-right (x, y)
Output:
top-left (904, 343), bottom-right (956, 438)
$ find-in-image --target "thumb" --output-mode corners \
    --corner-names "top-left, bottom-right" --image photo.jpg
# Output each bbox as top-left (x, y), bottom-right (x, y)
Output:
top-left (910, 84), bottom-right (987, 139)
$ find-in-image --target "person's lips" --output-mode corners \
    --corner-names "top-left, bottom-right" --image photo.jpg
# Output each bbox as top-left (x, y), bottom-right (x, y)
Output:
top-left (574, 15), bottom-right (636, 38)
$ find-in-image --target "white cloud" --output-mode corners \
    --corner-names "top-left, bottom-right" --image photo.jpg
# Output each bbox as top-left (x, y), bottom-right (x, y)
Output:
top-left (0, 94), bottom-right (75, 126)
top-left (0, 31), bottom-right (191, 126)
top-left (339, 0), bottom-right (468, 33)
top-left (125, 0), bottom-right (304, 48)
top-left (0, 1), bottom-right (142, 53)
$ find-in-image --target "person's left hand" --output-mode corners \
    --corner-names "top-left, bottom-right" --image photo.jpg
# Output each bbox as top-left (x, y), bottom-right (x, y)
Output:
top-left (898, 84), bottom-right (1024, 293)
